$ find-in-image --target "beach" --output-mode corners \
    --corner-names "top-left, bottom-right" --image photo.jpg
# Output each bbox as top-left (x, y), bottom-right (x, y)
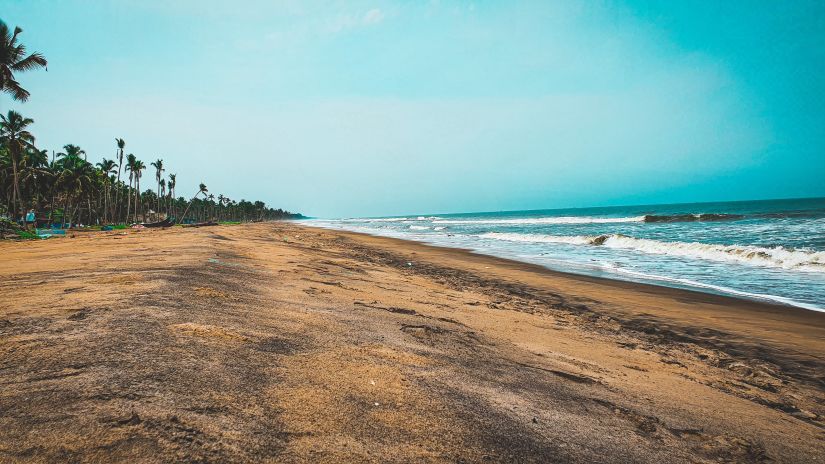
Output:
top-left (1, 222), bottom-right (824, 462)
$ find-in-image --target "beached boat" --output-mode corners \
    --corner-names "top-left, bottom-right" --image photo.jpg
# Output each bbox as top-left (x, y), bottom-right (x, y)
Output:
top-left (140, 218), bottom-right (175, 228)
top-left (181, 221), bottom-right (218, 228)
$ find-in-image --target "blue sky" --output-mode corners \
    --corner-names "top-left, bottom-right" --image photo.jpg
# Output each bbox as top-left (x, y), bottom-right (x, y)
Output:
top-left (1, 0), bottom-right (823, 217)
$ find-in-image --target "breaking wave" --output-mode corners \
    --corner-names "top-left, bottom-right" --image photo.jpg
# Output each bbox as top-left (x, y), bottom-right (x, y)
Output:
top-left (603, 266), bottom-right (824, 311)
top-left (433, 216), bottom-right (646, 225)
top-left (481, 233), bottom-right (825, 272)
top-left (343, 215), bottom-right (444, 223)
top-left (643, 213), bottom-right (745, 223)
top-left (642, 210), bottom-right (825, 222)
top-left (344, 217), bottom-right (409, 223)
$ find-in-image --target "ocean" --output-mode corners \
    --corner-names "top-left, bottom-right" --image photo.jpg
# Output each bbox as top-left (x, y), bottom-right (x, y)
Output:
top-left (305, 197), bottom-right (825, 311)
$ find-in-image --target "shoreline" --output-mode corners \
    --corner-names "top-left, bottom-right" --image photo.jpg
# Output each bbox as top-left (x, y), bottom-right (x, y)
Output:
top-left (302, 221), bottom-right (825, 313)
top-left (1, 222), bottom-right (823, 462)
top-left (319, 224), bottom-right (825, 353)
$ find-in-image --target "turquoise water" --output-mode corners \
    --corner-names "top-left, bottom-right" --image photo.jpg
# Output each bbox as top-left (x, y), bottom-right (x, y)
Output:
top-left (306, 198), bottom-right (825, 311)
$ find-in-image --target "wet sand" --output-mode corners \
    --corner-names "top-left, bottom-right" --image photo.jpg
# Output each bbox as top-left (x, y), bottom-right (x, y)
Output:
top-left (1, 222), bottom-right (823, 462)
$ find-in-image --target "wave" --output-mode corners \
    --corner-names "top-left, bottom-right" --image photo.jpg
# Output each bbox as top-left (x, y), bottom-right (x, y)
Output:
top-left (344, 209), bottom-right (824, 226)
top-left (408, 225), bottom-right (430, 230)
top-left (343, 217), bottom-right (409, 223)
top-left (643, 213), bottom-right (744, 223)
top-left (643, 210), bottom-right (825, 222)
top-left (602, 265), bottom-right (824, 311)
top-left (481, 232), bottom-right (594, 245)
top-left (481, 232), bottom-right (825, 272)
top-left (433, 216), bottom-right (646, 225)
top-left (343, 216), bottom-right (444, 223)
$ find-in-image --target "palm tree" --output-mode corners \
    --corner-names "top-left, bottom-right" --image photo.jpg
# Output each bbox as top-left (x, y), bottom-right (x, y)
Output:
top-left (150, 158), bottom-right (163, 218)
top-left (167, 173), bottom-right (176, 218)
top-left (42, 156), bottom-right (60, 224)
top-left (18, 147), bottom-right (49, 218)
top-left (158, 179), bottom-right (169, 217)
top-left (59, 144), bottom-right (86, 161)
top-left (132, 159), bottom-right (145, 222)
top-left (124, 153), bottom-right (136, 223)
top-left (55, 152), bottom-right (94, 226)
top-left (217, 194), bottom-right (225, 221)
top-left (0, 20), bottom-right (48, 109)
top-left (96, 158), bottom-right (117, 223)
top-left (179, 182), bottom-right (207, 224)
top-left (0, 110), bottom-right (36, 225)
top-left (222, 197), bottom-right (230, 221)
top-left (114, 138), bottom-right (125, 221)
top-left (207, 193), bottom-right (215, 220)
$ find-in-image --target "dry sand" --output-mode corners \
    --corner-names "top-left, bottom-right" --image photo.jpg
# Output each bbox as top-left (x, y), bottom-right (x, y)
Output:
top-left (0, 222), bottom-right (823, 463)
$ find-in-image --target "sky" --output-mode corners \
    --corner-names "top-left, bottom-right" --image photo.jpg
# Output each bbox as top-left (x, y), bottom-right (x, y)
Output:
top-left (1, 0), bottom-right (823, 218)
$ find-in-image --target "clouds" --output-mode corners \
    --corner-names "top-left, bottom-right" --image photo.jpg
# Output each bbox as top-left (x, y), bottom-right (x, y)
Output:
top-left (323, 8), bottom-right (387, 34)
top-left (362, 9), bottom-right (385, 25)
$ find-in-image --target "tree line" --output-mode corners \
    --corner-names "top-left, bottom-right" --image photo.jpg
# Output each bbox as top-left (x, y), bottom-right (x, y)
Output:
top-left (0, 19), bottom-right (301, 229)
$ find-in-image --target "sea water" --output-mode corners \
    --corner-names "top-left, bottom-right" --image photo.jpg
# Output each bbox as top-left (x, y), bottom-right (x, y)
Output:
top-left (305, 198), bottom-right (825, 311)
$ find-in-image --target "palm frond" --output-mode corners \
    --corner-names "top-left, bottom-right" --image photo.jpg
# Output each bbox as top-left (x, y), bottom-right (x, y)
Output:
top-left (11, 52), bottom-right (47, 72)
top-left (2, 79), bottom-right (30, 101)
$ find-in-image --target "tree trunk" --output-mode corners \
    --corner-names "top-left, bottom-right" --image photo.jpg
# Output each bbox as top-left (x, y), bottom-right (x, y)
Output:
top-left (48, 192), bottom-right (55, 225)
top-left (125, 181), bottom-right (132, 225)
top-left (11, 156), bottom-right (25, 229)
top-left (134, 177), bottom-right (140, 223)
top-left (114, 150), bottom-right (122, 222)
top-left (64, 196), bottom-right (70, 228)
top-left (178, 191), bottom-right (203, 225)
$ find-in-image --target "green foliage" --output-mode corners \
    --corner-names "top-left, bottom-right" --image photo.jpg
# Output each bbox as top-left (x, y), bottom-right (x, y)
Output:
top-left (0, 216), bottom-right (21, 232)
top-left (1, 20), bottom-right (49, 102)
top-left (16, 229), bottom-right (39, 240)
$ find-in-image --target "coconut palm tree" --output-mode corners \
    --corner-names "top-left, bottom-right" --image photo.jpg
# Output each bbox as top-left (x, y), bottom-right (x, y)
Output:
top-left (207, 193), bottom-right (215, 220)
top-left (124, 153), bottom-right (136, 223)
top-left (132, 159), bottom-right (145, 222)
top-left (114, 138), bottom-right (125, 221)
top-left (0, 110), bottom-right (36, 225)
top-left (167, 173), bottom-right (176, 218)
top-left (179, 182), bottom-right (207, 224)
top-left (0, 20), bottom-right (48, 109)
top-left (56, 152), bottom-right (94, 226)
top-left (96, 158), bottom-right (116, 223)
top-left (150, 158), bottom-right (163, 217)
top-left (217, 194), bottom-right (225, 221)
top-left (25, 147), bottom-right (48, 168)
top-left (58, 144), bottom-right (86, 161)
top-left (18, 147), bottom-right (49, 217)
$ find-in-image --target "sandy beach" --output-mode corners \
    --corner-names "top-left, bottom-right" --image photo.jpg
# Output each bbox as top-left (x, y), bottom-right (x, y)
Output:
top-left (1, 222), bottom-right (823, 463)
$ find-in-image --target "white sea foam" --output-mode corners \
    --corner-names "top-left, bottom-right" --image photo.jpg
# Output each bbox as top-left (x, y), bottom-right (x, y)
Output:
top-left (481, 233), bottom-right (825, 272)
top-left (434, 216), bottom-right (646, 225)
top-left (480, 232), bottom-right (594, 245)
top-left (433, 226), bottom-right (447, 231)
top-left (409, 225), bottom-right (430, 230)
top-left (342, 215), bottom-right (443, 223)
top-left (360, 217), bottom-right (409, 222)
top-left (604, 266), bottom-right (824, 311)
